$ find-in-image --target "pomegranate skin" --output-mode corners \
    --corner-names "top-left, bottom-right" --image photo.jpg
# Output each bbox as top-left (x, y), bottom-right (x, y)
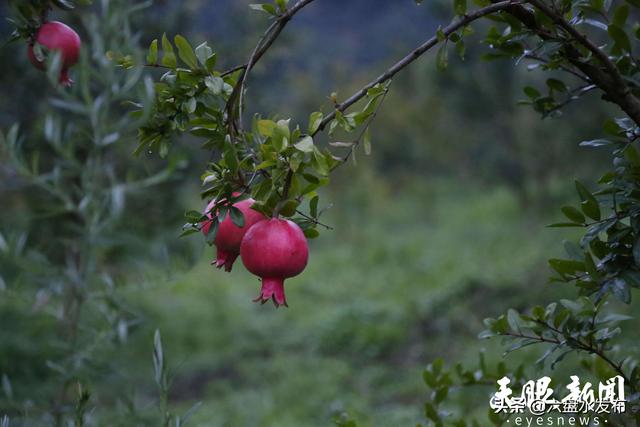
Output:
top-left (240, 218), bottom-right (309, 307)
top-left (201, 197), bottom-right (265, 272)
top-left (28, 21), bottom-right (81, 86)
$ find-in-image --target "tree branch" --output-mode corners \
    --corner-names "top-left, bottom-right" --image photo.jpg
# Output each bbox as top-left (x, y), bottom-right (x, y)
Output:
top-left (227, 0), bottom-right (317, 133)
top-left (499, 0), bottom-right (640, 124)
top-left (313, 0), bottom-right (521, 135)
top-left (527, 0), bottom-right (621, 84)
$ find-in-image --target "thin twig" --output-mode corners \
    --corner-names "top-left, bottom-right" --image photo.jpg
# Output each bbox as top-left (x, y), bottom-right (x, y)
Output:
top-left (143, 63), bottom-right (173, 71)
top-left (527, 0), bottom-right (622, 85)
top-left (226, 0), bottom-right (317, 134)
top-left (532, 320), bottom-right (635, 392)
top-left (220, 63), bottom-right (247, 77)
top-left (523, 0), bottom-right (640, 124)
top-left (542, 83), bottom-right (597, 118)
top-left (523, 53), bottom-right (591, 83)
top-left (333, 84), bottom-right (391, 168)
top-left (314, 0), bottom-right (521, 134)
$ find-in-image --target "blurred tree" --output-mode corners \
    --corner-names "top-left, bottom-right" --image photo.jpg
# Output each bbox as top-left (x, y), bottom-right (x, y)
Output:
top-left (0, 1), bottom-right (194, 425)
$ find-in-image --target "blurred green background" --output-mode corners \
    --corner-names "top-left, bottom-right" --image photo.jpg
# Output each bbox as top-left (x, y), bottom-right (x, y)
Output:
top-left (0, 0), bottom-right (628, 426)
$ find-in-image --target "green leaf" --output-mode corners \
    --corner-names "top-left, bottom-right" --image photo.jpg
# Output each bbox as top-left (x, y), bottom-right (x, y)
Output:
top-left (257, 119), bottom-right (276, 137)
top-left (523, 86), bottom-right (540, 99)
top-left (304, 228), bottom-right (320, 239)
top-left (174, 35), bottom-right (199, 69)
top-left (561, 206), bottom-right (585, 224)
top-left (255, 160), bottom-right (276, 170)
top-left (185, 210), bottom-right (204, 223)
top-left (453, 0), bottom-right (467, 16)
top-left (147, 39), bottom-right (158, 65)
top-left (294, 136), bottom-right (314, 153)
top-left (272, 120), bottom-right (291, 152)
top-left (223, 142), bottom-right (238, 171)
top-left (603, 118), bottom-right (624, 136)
top-left (206, 218), bottom-right (219, 244)
top-left (249, 3), bottom-right (278, 14)
top-left (613, 4), bottom-right (630, 26)
top-left (549, 258), bottom-right (585, 275)
top-left (278, 199), bottom-right (299, 217)
top-left (608, 24), bottom-right (632, 52)
top-left (275, 0), bottom-right (289, 11)
top-left (179, 228), bottom-right (200, 237)
top-left (308, 111), bottom-right (323, 134)
top-left (507, 308), bottom-right (521, 331)
top-left (575, 181), bottom-right (600, 220)
top-left (436, 43), bottom-right (449, 71)
top-left (546, 78), bottom-right (567, 92)
top-left (229, 207), bottom-right (245, 227)
top-left (424, 402), bottom-right (440, 423)
top-left (205, 76), bottom-right (224, 95)
top-left (363, 128), bottom-right (372, 155)
top-left (195, 42), bottom-right (213, 66)
top-left (161, 33), bottom-right (177, 68)
top-left (581, 199), bottom-right (601, 221)
top-left (454, 0), bottom-right (467, 14)
top-left (309, 195), bottom-right (319, 218)
top-left (312, 148), bottom-right (329, 176)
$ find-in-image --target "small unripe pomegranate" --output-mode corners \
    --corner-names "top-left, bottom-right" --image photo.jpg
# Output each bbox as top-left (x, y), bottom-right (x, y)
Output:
top-left (240, 219), bottom-right (309, 307)
top-left (201, 196), bottom-right (265, 272)
top-left (28, 21), bottom-right (81, 86)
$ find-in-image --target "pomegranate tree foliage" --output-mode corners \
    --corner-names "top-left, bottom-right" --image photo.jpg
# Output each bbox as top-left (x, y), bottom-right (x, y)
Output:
top-left (124, 30), bottom-right (388, 239)
top-left (125, 0), bottom-right (640, 424)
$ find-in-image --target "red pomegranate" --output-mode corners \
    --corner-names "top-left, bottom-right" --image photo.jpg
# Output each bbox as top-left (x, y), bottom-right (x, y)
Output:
top-left (28, 21), bottom-right (81, 86)
top-left (202, 196), bottom-right (265, 272)
top-left (240, 219), bottom-right (309, 307)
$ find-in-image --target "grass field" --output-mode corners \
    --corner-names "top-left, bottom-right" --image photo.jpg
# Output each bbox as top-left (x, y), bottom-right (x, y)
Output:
top-left (91, 175), bottom-right (582, 426)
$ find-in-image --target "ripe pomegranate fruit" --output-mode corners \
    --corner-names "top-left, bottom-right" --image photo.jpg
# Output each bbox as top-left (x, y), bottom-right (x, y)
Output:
top-left (28, 21), bottom-right (81, 86)
top-left (201, 196), bottom-right (265, 272)
top-left (240, 219), bottom-right (309, 307)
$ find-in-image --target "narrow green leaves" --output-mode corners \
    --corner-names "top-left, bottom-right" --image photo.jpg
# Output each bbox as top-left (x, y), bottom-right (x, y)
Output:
top-left (575, 180), bottom-right (601, 221)
top-left (308, 112), bottom-right (323, 134)
top-left (161, 33), bottom-right (177, 68)
top-left (436, 43), bottom-right (449, 71)
top-left (147, 39), bottom-right (158, 65)
top-left (174, 35), bottom-right (199, 69)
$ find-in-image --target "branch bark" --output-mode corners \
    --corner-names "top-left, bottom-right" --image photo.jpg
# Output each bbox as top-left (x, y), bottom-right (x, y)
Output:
top-left (227, 0), bottom-right (317, 132)
top-left (313, 0), bottom-right (520, 135)
top-left (500, 0), bottom-right (640, 124)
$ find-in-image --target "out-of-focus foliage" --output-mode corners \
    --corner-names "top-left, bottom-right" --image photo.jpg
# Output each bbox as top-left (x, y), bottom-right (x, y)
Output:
top-left (0, 0), bottom-right (198, 425)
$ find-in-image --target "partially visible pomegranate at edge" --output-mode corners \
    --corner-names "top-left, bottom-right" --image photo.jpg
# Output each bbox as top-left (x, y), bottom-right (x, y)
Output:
top-left (240, 218), bottom-right (309, 307)
top-left (28, 21), bottom-right (81, 86)
top-left (201, 196), bottom-right (265, 272)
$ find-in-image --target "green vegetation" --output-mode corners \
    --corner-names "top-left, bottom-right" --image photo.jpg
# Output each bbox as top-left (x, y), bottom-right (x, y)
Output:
top-left (2, 0), bottom-right (640, 426)
top-left (66, 178), bottom-right (584, 426)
